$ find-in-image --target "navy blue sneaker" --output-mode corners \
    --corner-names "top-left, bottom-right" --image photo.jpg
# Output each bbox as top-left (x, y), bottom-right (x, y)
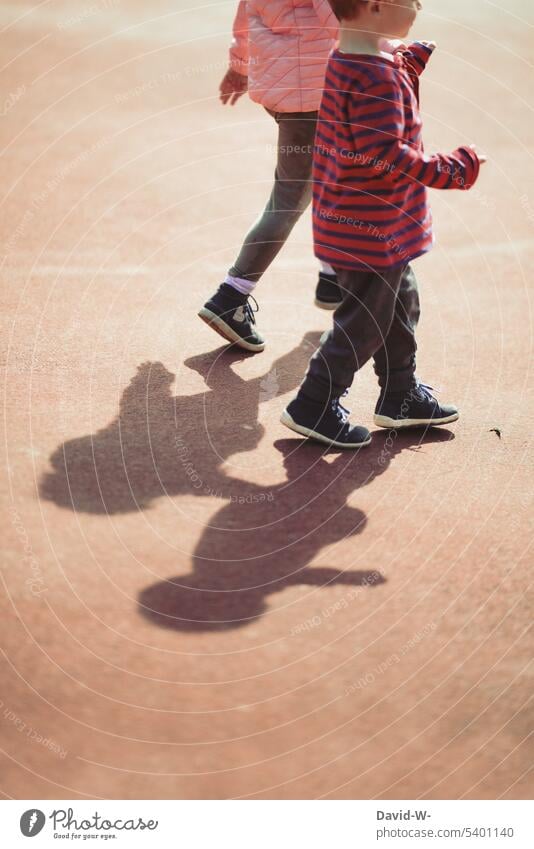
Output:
top-left (374, 381), bottom-right (459, 428)
top-left (198, 283), bottom-right (265, 352)
top-left (281, 393), bottom-right (371, 449)
top-left (315, 271), bottom-right (342, 310)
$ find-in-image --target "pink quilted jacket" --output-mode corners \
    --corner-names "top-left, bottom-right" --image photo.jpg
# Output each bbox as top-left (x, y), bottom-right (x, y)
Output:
top-left (229, 0), bottom-right (339, 113)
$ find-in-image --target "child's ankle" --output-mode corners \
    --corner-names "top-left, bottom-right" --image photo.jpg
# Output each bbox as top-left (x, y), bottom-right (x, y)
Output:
top-left (296, 387), bottom-right (332, 407)
top-left (224, 273), bottom-right (257, 296)
top-left (219, 281), bottom-right (248, 302)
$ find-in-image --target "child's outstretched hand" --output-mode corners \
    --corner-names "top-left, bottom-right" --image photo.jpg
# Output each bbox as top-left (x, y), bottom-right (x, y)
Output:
top-left (469, 144), bottom-right (488, 164)
top-left (379, 37), bottom-right (407, 54)
top-left (380, 39), bottom-right (437, 55)
top-left (219, 69), bottom-right (248, 105)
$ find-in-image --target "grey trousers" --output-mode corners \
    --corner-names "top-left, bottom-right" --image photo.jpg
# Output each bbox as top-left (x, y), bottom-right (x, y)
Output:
top-left (300, 264), bottom-right (421, 402)
top-left (229, 110), bottom-right (318, 282)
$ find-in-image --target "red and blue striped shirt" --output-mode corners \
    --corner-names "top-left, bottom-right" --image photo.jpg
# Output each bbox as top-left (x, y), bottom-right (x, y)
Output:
top-left (313, 42), bottom-right (480, 271)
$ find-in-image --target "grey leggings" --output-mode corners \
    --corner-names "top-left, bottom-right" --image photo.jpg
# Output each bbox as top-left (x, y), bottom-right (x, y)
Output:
top-left (229, 110), bottom-right (318, 282)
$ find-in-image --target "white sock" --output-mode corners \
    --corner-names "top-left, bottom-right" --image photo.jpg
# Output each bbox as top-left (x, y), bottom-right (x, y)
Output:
top-left (319, 261), bottom-right (336, 276)
top-left (224, 274), bottom-right (257, 295)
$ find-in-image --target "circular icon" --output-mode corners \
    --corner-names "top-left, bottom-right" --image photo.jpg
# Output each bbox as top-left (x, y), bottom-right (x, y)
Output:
top-left (20, 810), bottom-right (46, 837)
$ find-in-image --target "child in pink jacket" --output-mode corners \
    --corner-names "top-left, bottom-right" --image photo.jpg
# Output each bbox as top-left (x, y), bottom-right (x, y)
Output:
top-left (198, 0), bottom-right (340, 353)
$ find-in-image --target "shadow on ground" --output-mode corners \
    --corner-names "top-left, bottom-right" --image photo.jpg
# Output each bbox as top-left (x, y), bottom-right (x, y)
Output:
top-left (40, 332), bottom-right (322, 513)
top-left (139, 427), bottom-right (454, 631)
top-left (40, 335), bottom-right (454, 631)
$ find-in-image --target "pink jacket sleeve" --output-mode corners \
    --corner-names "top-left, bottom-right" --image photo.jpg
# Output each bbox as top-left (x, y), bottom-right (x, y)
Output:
top-left (312, 0), bottom-right (339, 37)
top-left (229, 1), bottom-right (249, 75)
top-left (252, 0), bottom-right (337, 37)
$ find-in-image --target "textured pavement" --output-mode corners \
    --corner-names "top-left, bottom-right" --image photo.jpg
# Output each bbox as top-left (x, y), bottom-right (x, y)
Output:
top-left (1, 0), bottom-right (533, 799)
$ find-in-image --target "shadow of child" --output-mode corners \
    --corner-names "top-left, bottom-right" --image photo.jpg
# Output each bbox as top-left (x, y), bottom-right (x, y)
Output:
top-left (138, 429), bottom-right (454, 631)
top-left (39, 332), bottom-right (322, 514)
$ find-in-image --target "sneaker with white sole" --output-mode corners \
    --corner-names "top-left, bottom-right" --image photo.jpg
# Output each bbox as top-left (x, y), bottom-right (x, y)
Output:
top-left (315, 271), bottom-right (343, 310)
top-left (281, 393), bottom-right (371, 449)
top-left (198, 283), bottom-right (265, 353)
top-left (374, 381), bottom-right (459, 428)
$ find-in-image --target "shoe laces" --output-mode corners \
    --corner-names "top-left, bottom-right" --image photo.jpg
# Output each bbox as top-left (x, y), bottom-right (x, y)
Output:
top-left (413, 381), bottom-right (436, 402)
top-left (332, 389), bottom-right (350, 422)
top-left (243, 295), bottom-right (259, 325)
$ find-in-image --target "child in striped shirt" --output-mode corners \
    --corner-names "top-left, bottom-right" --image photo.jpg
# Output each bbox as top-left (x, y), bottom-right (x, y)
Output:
top-left (281, 0), bottom-right (486, 448)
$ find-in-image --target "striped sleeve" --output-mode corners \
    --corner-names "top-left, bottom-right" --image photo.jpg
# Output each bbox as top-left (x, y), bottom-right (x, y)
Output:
top-left (400, 41), bottom-right (435, 77)
top-left (348, 82), bottom-right (481, 190)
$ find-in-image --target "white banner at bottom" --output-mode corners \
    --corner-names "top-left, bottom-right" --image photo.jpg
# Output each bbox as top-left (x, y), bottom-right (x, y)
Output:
top-left (1, 800), bottom-right (532, 848)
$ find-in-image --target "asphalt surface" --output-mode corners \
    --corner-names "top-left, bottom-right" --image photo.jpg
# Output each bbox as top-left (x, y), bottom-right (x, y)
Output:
top-left (1, 0), bottom-right (533, 799)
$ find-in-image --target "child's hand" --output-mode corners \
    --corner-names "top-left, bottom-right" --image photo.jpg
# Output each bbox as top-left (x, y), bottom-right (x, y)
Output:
top-left (469, 144), bottom-right (488, 164)
top-left (379, 38), bottom-right (407, 54)
top-left (219, 69), bottom-right (248, 106)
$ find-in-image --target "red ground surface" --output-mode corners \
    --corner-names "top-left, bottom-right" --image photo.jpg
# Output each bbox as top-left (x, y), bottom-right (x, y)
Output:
top-left (1, 1), bottom-right (533, 800)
